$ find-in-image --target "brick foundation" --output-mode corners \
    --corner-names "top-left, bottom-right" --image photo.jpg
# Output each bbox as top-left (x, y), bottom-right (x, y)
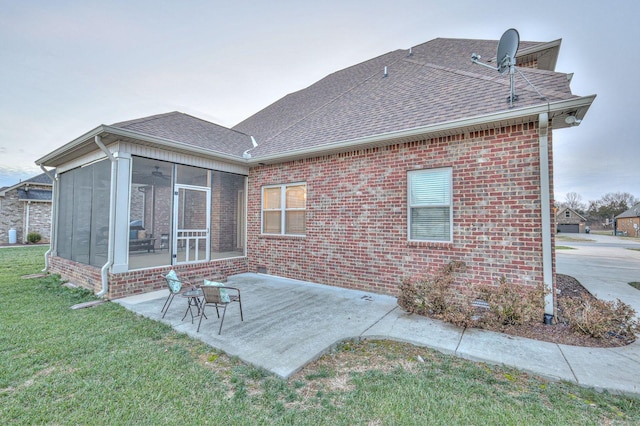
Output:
top-left (48, 255), bottom-right (248, 299)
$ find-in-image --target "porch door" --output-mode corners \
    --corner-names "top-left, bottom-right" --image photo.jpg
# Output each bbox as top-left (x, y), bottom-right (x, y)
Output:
top-left (173, 184), bottom-right (210, 264)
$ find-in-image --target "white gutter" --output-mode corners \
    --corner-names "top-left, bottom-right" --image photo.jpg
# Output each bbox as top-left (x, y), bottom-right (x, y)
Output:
top-left (39, 165), bottom-right (56, 272)
top-left (95, 135), bottom-right (117, 298)
top-left (36, 125), bottom-right (249, 168)
top-left (538, 112), bottom-right (554, 320)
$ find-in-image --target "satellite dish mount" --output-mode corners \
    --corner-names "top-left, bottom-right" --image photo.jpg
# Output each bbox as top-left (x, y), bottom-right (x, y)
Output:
top-left (471, 28), bottom-right (520, 108)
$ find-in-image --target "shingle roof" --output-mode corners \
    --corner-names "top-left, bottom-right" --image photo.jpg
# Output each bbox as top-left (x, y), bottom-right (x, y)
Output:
top-left (234, 37), bottom-right (577, 158)
top-left (0, 171), bottom-right (54, 196)
top-left (616, 202), bottom-right (640, 219)
top-left (23, 172), bottom-right (53, 185)
top-left (112, 112), bottom-right (253, 157)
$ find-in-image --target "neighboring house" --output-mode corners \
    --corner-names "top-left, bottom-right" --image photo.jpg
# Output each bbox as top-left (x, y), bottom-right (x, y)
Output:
top-left (35, 34), bottom-right (595, 321)
top-left (0, 172), bottom-right (53, 244)
top-left (615, 202), bottom-right (640, 237)
top-left (556, 207), bottom-right (587, 233)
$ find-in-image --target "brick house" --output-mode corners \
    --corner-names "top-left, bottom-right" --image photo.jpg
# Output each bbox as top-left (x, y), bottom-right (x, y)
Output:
top-left (555, 207), bottom-right (587, 233)
top-left (0, 172), bottom-right (53, 244)
top-left (615, 202), bottom-right (640, 237)
top-left (36, 34), bottom-right (594, 320)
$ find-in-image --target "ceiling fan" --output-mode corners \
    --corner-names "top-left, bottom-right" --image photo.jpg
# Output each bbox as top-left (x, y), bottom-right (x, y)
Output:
top-left (151, 166), bottom-right (170, 180)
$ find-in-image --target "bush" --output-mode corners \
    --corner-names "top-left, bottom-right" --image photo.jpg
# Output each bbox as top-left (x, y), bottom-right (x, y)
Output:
top-left (399, 265), bottom-right (548, 330)
top-left (398, 261), bottom-right (475, 327)
top-left (26, 232), bottom-right (42, 244)
top-left (478, 277), bottom-right (546, 327)
top-left (559, 297), bottom-right (639, 340)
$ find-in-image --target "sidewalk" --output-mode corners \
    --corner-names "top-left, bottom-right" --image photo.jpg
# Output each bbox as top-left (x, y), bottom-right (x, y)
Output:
top-left (115, 271), bottom-right (640, 396)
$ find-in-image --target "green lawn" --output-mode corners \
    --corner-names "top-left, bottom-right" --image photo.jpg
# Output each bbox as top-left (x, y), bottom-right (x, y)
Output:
top-left (2, 246), bottom-right (640, 424)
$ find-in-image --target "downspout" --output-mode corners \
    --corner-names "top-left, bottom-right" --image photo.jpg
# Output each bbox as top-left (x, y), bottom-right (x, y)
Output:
top-left (95, 135), bottom-right (117, 298)
top-left (24, 201), bottom-right (30, 243)
top-left (39, 165), bottom-right (56, 272)
top-left (538, 113), bottom-right (554, 322)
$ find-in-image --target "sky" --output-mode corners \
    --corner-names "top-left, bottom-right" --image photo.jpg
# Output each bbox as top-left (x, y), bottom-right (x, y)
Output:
top-left (0, 0), bottom-right (638, 204)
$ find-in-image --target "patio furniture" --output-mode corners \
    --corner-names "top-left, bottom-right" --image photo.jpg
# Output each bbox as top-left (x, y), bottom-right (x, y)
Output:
top-left (129, 237), bottom-right (156, 253)
top-left (181, 288), bottom-right (207, 323)
top-left (160, 270), bottom-right (192, 318)
top-left (197, 282), bottom-right (243, 334)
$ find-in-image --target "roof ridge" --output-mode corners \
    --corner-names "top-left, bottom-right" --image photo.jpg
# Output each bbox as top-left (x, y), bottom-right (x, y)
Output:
top-left (111, 111), bottom-right (182, 128)
top-left (113, 111), bottom-right (251, 139)
top-left (248, 49), bottom-right (408, 152)
top-left (176, 112), bottom-right (252, 138)
top-left (420, 61), bottom-right (571, 101)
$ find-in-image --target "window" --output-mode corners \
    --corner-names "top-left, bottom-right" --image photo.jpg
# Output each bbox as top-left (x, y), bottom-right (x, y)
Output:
top-left (408, 168), bottom-right (452, 242)
top-left (262, 183), bottom-right (306, 235)
top-left (565, 210), bottom-right (571, 218)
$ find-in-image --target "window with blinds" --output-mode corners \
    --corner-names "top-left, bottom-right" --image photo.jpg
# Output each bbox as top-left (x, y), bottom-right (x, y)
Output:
top-left (408, 168), bottom-right (452, 242)
top-left (262, 183), bottom-right (306, 235)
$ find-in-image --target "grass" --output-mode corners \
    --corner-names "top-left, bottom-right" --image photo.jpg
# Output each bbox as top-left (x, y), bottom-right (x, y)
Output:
top-left (2, 246), bottom-right (640, 424)
top-left (629, 282), bottom-right (640, 291)
top-left (556, 246), bottom-right (577, 250)
top-left (556, 235), bottom-right (595, 243)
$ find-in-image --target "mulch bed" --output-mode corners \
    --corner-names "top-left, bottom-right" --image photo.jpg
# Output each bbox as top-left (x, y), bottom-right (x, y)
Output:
top-left (489, 274), bottom-right (635, 348)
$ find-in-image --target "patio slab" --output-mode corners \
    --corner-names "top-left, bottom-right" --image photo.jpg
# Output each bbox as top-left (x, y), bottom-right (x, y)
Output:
top-left (115, 272), bottom-right (640, 396)
top-left (115, 273), bottom-right (397, 378)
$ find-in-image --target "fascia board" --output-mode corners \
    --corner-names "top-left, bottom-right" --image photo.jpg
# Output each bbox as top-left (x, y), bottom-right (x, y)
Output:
top-left (35, 126), bottom-right (107, 166)
top-left (248, 95), bottom-right (596, 165)
top-left (36, 125), bottom-right (247, 168)
top-left (0, 180), bottom-right (51, 196)
top-left (102, 126), bottom-right (248, 165)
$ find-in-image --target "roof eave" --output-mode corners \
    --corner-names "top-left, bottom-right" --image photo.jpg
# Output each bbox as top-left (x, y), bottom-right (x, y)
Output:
top-left (0, 180), bottom-right (52, 196)
top-left (36, 125), bottom-right (248, 168)
top-left (517, 38), bottom-right (562, 71)
top-left (248, 95), bottom-right (596, 165)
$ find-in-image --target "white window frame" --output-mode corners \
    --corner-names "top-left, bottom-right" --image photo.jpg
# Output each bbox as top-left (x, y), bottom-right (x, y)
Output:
top-left (407, 168), bottom-right (453, 242)
top-left (261, 182), bottom-right (306, 236)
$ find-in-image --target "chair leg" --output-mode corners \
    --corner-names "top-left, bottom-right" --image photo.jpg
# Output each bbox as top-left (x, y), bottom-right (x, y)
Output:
top-left (218, 304), bottom-right (228, 335)
top-left (161, 293), bottom-right (175, 318)
top-left (161, 292), bottom-right (172, 312)
top-left (238, 299), bottom-right (244, 321)
top-left (197, 304), bottom-right (206, 332)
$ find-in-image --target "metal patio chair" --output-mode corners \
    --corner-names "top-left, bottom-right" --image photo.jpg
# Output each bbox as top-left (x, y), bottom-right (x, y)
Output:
top-left (160, 270), bottom-right (192, 318)
top-left (197, 283), bottom-right (243, 334)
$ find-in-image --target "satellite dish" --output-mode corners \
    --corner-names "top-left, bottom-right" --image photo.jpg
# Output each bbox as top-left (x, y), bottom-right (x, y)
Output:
top-left (471, 28), bottom-right (521, 107)
top-left (496, 28), bottom-right (519, 75)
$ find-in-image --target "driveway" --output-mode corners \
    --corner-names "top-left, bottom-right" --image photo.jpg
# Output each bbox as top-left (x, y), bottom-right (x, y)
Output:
top-left (556, 233), bottom-right (640, 313)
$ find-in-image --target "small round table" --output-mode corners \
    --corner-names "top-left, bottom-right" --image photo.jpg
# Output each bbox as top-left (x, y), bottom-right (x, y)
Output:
top-left (181, 288), bottom-right (206, 323)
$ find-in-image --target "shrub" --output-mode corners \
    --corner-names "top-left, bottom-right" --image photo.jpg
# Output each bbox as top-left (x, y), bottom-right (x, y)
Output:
top-left (26, 232), bottom-right (42, 244)
top-left (400, 265), bottom-right (549, 330)
top-left (559, 297), bottom-right (639, 340)
top-left (398, 261), bottom-right (475, 327)
top-left (478, 277), bottom-right (546, 327)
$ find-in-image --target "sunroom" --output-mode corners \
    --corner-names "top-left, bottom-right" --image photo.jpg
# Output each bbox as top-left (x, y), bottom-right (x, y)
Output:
top-left (36, 112), bottom-right (252, 298)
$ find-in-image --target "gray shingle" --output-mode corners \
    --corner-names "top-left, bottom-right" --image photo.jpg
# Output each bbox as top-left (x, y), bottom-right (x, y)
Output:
top-left (112, 112), bottom-right (253, 157)
top-left (235, 37), bottom-right (576, 159)
top-left (23, 172), bottom-right (53, 185)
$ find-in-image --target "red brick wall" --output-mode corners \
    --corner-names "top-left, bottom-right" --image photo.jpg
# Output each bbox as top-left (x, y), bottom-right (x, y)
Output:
top-left (617, 217), bottom-right (640, 236)
top-left (48, 255), bottom-right (248, 299)
top-left (247, 123), bottom-right (555, 297)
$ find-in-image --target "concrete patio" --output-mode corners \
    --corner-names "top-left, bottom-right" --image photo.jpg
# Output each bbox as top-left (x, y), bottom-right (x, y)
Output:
top-left (115, 272), bottom-right (640, 395)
